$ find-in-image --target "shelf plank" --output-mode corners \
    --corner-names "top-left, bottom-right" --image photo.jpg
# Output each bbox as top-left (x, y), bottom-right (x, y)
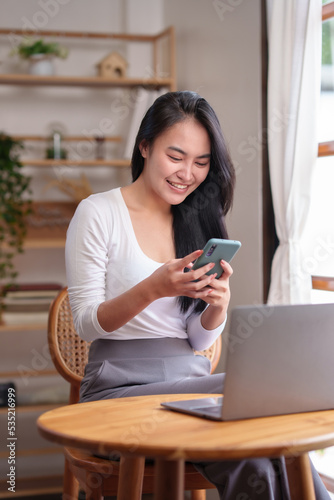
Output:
top-left (0, 73), bottom-right (173, 88)
top-left (0, 403), bottom-right (65, 414)
top-left (24, 238), bottom-right (66, 249)
top-left (4, 237), bottom-right (66, 250)
top-left (0, 447), bottom-right (62, 459)
top-left (13, 134), bottom-right (122, 142)
top-left (0, 27), bottom-right (162, 42)
top-left (21, 158), bottom-right (131, 167)
top-left (0, 322), bottom-right (47, 332)
top-left (0, 369), bottom-right (57, 377)
top-left (0, 474), bottom-right (63, 499)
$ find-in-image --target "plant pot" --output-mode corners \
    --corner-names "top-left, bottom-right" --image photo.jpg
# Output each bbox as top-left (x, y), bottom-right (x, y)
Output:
top-left (28, 54), bottom-right (55, 76)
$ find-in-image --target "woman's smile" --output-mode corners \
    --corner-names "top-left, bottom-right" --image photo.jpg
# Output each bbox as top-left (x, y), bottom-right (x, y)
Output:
top-left (166, 179), bottom-right (189, 191)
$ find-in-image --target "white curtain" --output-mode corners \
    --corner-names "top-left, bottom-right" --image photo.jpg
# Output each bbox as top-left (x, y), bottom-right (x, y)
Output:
top-left (266, 0), bottom-right (322, 304)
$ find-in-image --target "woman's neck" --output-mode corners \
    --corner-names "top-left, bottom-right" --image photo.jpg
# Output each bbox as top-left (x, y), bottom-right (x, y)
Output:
top-left (121, 177), bottom-right (172, 217)
top-left (121, 179), bottom-right (175, 262)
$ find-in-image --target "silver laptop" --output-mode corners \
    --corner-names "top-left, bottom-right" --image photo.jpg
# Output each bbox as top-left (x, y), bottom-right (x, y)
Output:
top-left (161, 303), bottom-right (334, 420)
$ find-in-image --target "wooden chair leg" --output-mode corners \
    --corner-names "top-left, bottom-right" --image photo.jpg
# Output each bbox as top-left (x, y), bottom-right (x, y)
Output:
top-left (62, 457), bottom-right (79, 500)
top-left (285, 454), bottom-right (316, 500)
top-left (190, 490), bottom-right (207, 500)
top-left (117, 455), bottom-right (145, 500)
top-left (84, 471), bottom-right (103, 500)
top-left (154, 459), bottom-right (185, 500)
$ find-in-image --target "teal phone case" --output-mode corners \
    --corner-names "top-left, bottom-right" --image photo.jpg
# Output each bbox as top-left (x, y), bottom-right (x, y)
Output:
top-left (192, 238), bottom-right (241, 278)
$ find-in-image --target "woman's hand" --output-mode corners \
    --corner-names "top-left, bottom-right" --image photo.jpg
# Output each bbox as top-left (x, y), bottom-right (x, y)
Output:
top-left (147, 250), bottom-right (220, 301)
top-left (200, 259), bottom-right (233, 330)
top-left (202, 259), bottom-right (232, 307)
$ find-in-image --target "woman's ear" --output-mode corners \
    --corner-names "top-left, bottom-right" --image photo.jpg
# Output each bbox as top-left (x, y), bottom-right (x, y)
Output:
top-left (139, 140), bottom-right (148, 158)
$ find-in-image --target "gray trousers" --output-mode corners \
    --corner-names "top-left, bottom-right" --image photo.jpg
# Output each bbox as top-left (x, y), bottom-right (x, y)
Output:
top-left (80, 338), bottom-right (330, 500)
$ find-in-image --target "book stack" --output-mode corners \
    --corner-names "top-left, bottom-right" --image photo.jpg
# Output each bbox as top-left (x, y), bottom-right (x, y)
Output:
top-left (1, 283), bottom-right (63, 326)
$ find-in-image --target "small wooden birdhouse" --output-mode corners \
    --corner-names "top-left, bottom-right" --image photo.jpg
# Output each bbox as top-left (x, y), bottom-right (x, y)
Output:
top-left (97, 51), bottom-right (128, 78)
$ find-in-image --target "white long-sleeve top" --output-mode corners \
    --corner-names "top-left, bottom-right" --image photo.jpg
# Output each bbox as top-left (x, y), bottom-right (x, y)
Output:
top-left (65, 188), bottom-right (226, 350)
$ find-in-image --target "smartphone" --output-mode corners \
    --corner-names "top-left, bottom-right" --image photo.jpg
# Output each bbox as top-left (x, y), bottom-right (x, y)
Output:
top-left (192, 238), bottom-right (241, 279)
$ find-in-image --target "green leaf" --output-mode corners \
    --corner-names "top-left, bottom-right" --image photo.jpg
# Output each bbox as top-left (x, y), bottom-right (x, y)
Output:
top-left (0, 132), bottom-right (31, 288)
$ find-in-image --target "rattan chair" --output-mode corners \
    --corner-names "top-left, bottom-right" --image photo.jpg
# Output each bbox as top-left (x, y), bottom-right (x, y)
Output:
top-left (48, 287), bottom-right (221, 500)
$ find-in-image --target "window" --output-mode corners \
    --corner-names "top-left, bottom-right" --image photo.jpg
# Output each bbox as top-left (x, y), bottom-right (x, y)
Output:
top-left (301, 1), bottom-right (334, 303)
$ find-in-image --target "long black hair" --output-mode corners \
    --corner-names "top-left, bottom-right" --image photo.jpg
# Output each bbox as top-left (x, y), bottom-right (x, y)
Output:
top-left (131, 91), bottom-right (235, 314)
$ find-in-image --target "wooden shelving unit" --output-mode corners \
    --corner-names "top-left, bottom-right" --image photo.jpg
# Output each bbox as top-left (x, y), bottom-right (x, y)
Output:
top-left (0, 25), bottom-right (177, 498)
top-left (0, 26), bottom-right (177, 90)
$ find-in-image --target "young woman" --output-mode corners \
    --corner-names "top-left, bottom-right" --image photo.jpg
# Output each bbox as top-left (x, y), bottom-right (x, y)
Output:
top-left (65, 91), bottom-right (329, 499)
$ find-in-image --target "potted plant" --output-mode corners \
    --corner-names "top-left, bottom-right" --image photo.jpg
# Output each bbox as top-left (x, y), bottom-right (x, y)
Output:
top-left (10, 38), bottom-right (68, 75)
top-left (0, 133), bottom-right (32, 319)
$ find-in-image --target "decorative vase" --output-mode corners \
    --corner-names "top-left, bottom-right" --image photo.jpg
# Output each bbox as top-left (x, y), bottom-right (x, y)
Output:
top-left (28, 54), bottom-right (55, 76)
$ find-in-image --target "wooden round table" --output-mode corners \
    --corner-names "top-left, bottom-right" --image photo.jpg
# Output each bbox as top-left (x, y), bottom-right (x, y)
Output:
top-left (37, 393), bottom-right (334, 500)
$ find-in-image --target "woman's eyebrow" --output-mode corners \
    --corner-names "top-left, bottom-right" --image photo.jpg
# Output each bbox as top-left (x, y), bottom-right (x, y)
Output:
top-left (167, 146), bottom-right (211, 158)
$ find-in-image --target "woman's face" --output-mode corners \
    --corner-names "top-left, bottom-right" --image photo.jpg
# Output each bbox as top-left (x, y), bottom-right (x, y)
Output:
top-left (139, 118), bottom-right (211, 207)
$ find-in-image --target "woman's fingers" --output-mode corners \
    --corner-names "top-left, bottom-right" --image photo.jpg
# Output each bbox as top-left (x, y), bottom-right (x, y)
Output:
top-left (217, 260), bottom-right (233, 280)
top-left (155, 252), bottom-right (234, 300)
top-left (205, 261), bottom-right (233, 291)
top-left (178, 249), bottom-right (202, 271)
top-left (178, 249), bottom-right (221, 281)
